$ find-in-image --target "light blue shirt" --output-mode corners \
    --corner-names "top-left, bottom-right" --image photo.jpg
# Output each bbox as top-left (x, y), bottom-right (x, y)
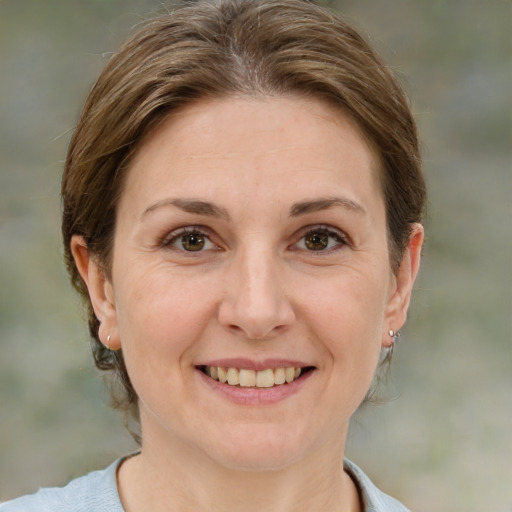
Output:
top-left (0, 458), bottom-right (410, 511)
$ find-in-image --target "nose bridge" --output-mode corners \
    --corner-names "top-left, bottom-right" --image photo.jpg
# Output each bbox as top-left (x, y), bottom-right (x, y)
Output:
top-left (241, 245), bottom-right (278, 311)
top-left (219, 241), bottom-right (294, 338)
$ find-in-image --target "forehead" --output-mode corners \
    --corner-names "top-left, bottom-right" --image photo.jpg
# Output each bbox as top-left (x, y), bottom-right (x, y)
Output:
top-left (122, 95), bottom-right (383, 215)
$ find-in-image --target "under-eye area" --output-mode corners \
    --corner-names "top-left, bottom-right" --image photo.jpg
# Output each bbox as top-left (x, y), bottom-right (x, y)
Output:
top-left (197, 366), bottom-right (315, 388)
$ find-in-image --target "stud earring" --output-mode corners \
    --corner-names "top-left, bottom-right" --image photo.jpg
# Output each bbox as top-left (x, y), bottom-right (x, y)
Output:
top-left (106, 335), bottom-right (111, 348)
top-left (388, 329), bottom-right (401, 342)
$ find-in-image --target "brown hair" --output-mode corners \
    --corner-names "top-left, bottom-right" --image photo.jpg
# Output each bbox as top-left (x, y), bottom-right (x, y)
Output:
top-left (62, 0), bottom-right (426, 436)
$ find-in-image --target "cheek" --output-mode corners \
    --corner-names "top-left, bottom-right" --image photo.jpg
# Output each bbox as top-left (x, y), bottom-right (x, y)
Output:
top-left (114, 268), bottom-right (217, 363)
top-left (301, 269), bottom-right (388, 335)
top-left (299, 269), bottom-right (388, 379)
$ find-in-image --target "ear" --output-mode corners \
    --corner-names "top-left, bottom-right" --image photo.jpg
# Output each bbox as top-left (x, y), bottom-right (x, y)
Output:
top-left (71, 235), bottom-right (121, 350)
top-left (382, 223), bottom-right (424, 347)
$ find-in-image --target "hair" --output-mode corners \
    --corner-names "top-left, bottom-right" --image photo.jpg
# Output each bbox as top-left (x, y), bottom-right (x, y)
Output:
top-left (62, 0), bottom-right (426, 438)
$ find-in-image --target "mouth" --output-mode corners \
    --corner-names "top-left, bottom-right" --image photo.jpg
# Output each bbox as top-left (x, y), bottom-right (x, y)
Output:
top-left (197, 365), bottom-right (315, 388)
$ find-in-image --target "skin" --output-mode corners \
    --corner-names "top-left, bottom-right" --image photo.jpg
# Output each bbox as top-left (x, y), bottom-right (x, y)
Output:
top-left (72, 95), bottom-right (423, 512)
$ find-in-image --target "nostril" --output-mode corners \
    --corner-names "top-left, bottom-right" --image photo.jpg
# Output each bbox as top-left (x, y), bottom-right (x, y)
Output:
top-left (225, 322), bottom-right (288, 340)
top-left (226, 324), bottom-right (244, 335)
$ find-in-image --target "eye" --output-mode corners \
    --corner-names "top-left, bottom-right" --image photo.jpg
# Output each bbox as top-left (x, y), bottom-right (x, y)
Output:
top-left (294, 226), bottom-right (347, 252)
top-left (164, 228), bottom-right (218, 253)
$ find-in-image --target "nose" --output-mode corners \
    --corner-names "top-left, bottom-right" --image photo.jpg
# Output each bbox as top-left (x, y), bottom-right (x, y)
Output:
top-left (218, 247), bottom-right (295, 339)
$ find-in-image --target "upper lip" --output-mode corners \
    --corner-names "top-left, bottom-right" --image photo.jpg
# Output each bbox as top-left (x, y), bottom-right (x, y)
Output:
top-left (196, 358), bottom-right (313, 371)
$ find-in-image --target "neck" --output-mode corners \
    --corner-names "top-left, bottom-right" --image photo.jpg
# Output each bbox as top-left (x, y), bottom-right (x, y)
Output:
top-left (117, 429), bottom-right (360, 512)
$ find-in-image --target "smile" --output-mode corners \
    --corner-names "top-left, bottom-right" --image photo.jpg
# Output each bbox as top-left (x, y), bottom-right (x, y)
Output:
top-left (200, 366), bottom-right (312, 388)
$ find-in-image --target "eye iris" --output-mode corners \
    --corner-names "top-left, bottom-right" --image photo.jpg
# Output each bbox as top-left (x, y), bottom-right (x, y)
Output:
top-left (182, 233), bottom-right (205, 251)
top-left (305, 232), bottom-right (328, 250)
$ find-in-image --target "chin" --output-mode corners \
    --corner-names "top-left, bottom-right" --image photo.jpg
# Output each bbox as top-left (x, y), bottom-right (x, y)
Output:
top-left (203, 424), bottom-right (314, 472)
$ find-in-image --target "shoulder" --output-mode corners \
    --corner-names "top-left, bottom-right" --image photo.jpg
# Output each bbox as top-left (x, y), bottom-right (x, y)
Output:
top-left (0, 459), bottom-right (124, 512)
top-left (344, 459), bottom-right (411, 512)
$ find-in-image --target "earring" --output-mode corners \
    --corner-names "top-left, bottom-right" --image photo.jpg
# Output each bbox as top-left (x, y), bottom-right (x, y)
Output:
top-left (105, 335), bottom-right (111, 348)
top-left (388, 329), bottom-right (401, 342)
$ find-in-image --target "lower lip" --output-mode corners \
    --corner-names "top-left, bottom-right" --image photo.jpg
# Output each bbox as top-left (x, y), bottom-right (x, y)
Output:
top-left (196, 368), bottom-right (314, 405)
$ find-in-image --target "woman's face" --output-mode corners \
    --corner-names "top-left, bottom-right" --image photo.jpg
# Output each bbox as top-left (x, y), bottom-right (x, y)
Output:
top-left (79, 96), bottom-right (422, 470)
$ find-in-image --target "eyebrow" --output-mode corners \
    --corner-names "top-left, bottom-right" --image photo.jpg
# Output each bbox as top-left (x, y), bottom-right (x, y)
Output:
top-left (142, 198), bottom-right (230, 220)
top-left (290, 196), bottom-right (366, 217)
top-left (142, 195), bottom-right (365, 220)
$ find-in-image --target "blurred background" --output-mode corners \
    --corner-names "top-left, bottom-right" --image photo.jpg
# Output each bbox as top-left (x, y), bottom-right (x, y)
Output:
top-left (0, 0), bottom-right (510, 510)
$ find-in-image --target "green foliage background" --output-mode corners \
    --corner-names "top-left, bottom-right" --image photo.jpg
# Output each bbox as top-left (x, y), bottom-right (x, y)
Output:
top-left (0, 1), bottom-right (510, 510)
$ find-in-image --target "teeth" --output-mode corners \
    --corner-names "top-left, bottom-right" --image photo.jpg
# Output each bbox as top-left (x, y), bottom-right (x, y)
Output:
top-left (239, 369), bottom-right (256, 387)
top-left (226, 367), bottom-right (240, 386)
top-left (285, 367), bottom-right (295, 383)
top-left (256, 369), bottom-right (274, 388)
top-left (217, 367), bottom-right (227, 383)
top-left (274, 367), bottom-right (286, 385)
top-left (204, 366), bottom-right (304, 387)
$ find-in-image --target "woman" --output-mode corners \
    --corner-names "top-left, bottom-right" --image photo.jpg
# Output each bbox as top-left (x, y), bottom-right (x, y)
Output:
top-left (1, 0), bottom-right (425, 510)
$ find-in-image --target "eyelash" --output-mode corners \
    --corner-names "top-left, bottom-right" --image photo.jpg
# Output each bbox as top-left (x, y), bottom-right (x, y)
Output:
top-left (162, 226), bottom-right (219, 253)
top-left (292, 225), bottom-right (349, 254)
top-left (161, 224), bottom-right (349, 255)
